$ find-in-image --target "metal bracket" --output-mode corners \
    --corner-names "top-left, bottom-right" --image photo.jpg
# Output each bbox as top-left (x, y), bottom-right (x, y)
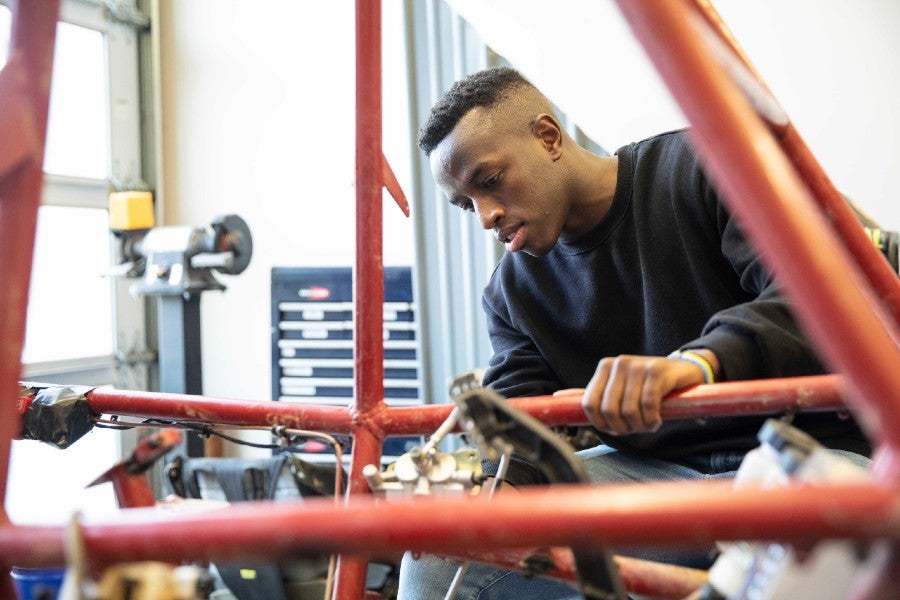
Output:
top-left (452, 387), bottom-right (628, 600)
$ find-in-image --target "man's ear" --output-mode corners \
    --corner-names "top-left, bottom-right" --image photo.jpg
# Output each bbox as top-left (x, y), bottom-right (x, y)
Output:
top-left (532, 114), bottom-right (563, 161)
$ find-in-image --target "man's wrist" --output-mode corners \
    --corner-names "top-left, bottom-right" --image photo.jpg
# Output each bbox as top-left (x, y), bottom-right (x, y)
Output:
top-left (667, 348), bottom-right (720, 383)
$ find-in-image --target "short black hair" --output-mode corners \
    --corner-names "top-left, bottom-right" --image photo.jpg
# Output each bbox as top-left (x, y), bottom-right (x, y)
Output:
top-left (418, 67), bottom-right (534, 156)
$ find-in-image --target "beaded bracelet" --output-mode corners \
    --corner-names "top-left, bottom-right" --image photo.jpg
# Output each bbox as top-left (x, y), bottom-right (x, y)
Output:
top-left (667, 350), bottom-right (716, 384)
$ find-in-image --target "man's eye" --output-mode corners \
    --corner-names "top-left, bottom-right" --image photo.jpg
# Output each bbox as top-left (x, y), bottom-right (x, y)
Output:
top-left (483, 173), bottom-right (500, 188)
top-left (451, 198), bottom-right (474, 212)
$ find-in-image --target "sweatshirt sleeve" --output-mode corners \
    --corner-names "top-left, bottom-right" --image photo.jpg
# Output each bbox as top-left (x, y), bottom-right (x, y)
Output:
top-left (481, 288), bottom-right (562, 398)
top-left (679, 167), bottom-right (826, 381)
top-left (480, 284), bottom-right (565, 485)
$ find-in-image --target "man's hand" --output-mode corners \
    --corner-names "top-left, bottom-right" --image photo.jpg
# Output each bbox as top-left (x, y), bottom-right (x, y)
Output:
top-left (580, 351), bottom-right (719, 436)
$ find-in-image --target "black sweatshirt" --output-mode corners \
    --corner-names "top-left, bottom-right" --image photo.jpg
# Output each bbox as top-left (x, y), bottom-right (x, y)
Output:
top-left (481, 129), bottom-right (868, 462)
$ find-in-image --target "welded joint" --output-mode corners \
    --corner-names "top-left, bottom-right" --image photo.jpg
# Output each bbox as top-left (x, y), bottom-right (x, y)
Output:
top-left (349, 402), bottom-right (388, 443)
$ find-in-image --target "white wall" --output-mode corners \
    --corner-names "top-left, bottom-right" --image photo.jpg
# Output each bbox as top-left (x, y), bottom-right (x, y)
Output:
top-left (158, 1), bottom-right (415, 435)
top-left (445, 0), bottom-right (900, 229)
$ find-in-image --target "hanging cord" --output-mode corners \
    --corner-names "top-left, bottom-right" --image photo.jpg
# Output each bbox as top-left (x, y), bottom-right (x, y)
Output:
top-left (93, 417), bottom-right (346, 457)
top-left (93, 418), bottom-right (346, 498)
top-left (93, 417), bottom-right (346, 494)
top-left (270, 425), bottom-right (345, 497)
top-left (271, 425), bottom-right (344, 600)
top-left (443, 447), bottom-right (511, 600)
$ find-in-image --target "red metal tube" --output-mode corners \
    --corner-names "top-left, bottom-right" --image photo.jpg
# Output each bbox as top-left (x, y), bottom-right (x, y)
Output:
top-left (2, 481), bottom-right (898, 569)
top-left (0, 0), bottom-right (60, 520)
top-left (615, 0), bottom-right (900, 468)
top-left (76, 374), bottom-right (845, 437)
top-left (777, 124), bottom-right (900, 322)
top-left (103, 465), bottom-right (157, 509)
top-left (691, 0), bottom-right (763, 83)
top-left (85, 387), bottom-right (356, 433)
top-left (87, 430), bottom-right (182, 509)
top-left (337, 425), bottom-right (384, 599)
top-left (379, 374), bottom-right (846, 434)
top-left (340, 0), bottom-right (386, 596)
top-left (0, 6), bottom-right (60, 597)
top-left (353, 0), bottom-right (384, 418)
top-left (691, 0), bottom-right (900, 326)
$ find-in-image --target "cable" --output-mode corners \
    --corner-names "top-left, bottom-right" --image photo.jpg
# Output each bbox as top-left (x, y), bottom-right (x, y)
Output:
top-left (91, 417), bottom-right (345, 455)
top-left (272, 425), bottom-right (345, 600)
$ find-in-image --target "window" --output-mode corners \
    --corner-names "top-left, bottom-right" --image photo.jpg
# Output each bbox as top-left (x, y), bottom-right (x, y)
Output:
top-left (23, 206), bottom-right (114, 364)
top-left (43, 21), bottom-right (109, 179)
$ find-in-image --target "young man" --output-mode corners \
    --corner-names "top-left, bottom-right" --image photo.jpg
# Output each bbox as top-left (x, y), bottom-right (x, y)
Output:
top-left (399, 67), bottom-right (868, 599)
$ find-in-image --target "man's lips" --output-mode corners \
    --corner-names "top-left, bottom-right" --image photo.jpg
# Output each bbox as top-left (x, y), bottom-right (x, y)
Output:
top-left (498, 225), bottom-right (525, 252)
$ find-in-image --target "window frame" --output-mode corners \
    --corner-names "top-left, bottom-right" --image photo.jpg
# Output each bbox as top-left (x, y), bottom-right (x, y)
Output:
top-left (1, 0), bottom-right (150, 390)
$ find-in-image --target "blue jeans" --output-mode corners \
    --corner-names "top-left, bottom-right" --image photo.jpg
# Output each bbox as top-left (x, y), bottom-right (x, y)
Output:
top-left (397, 445), bottom-right (869, 600)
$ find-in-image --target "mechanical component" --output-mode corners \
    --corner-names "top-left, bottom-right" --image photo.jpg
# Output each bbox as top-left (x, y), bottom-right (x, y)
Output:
top-left (20, 384), bottom-right (95, 449)
top-left (365, 370), bottom-right (488, 498)
top-left (107, 213), bottom-right (253, 457)
top-left (703, 418), bottom-right (874, 600)
top-left (518, 549), bottom-right (556, 579)
top-left (208, 214), bottom-right (253, 275)
top-left (447, 367), bottom-right (486, 400)
top-left (94, 562), bottom-right (215, 600)
top-left (110, 213), bottom-right (253, 297)
top-left (451, 387), bottom-right (628, 600)
top-left (363, 447), bottom-right (482, 498)
top-left (88, 429), bottom-right (183, 508)
top-left (366, 366), bottom-right (627, 599)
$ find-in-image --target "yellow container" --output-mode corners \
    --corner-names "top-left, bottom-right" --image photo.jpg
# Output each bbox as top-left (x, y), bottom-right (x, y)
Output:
top-left (109, 191), bottom-right (155, 231)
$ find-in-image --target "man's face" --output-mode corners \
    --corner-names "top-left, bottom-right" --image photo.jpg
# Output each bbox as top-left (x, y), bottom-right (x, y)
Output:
top-left (428, 107), bottom-right (568, 257)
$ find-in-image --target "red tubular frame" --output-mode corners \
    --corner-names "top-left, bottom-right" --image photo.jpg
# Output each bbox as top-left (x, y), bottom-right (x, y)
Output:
top-left (0, 3), bottom-right (60, 598)
top-left (3, 482), bottom-right (899, 567)
top-left (2, 1), bottom-right (900, 598)
top-left (0, 0), bottom-right (60, 517)
top-left (71, 373), bottom-right (844, 434)
top-left (335, 0), bottom-right (388, 597)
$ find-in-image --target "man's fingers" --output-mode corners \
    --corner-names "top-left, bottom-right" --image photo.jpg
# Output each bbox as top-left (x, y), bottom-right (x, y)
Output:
top-left (600, 358), bottom-right (630, 434)
top-left (582, 359), bottom-right (611, 431)
top-left (581, 354), bottom-right (715, 436)
top-left (640, 367), bottom-right (665, 431)
top-left (619, 360), bottom-right (646, 432)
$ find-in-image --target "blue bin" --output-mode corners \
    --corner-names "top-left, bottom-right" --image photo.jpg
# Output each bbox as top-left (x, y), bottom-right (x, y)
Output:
top-left (10, 567), bottom-right (66, 600)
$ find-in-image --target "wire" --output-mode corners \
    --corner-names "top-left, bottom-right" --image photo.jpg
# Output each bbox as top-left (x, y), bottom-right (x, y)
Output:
top-left (271, 426), bottom-right (345, 496)
top-left (91, 417), bottom-right (346, 455)
top-left (272, 425), bottom-right (344, 600)
top-left (94, 421), bottom-right (134, 431)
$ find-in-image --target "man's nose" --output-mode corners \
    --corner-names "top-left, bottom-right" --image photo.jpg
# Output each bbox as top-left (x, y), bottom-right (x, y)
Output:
top-left (474, 197), bottom-right (502, 230)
